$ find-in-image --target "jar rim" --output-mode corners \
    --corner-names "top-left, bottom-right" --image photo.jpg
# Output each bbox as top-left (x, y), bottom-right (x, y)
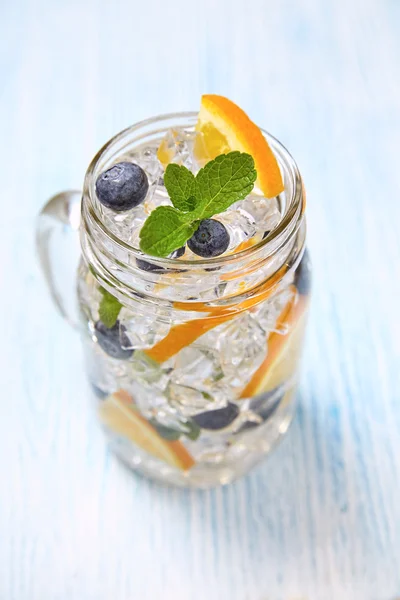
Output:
top-left (82, 111), bottom-right (304, 269)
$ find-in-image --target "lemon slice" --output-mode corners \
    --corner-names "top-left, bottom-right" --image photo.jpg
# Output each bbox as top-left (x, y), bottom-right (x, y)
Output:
top-left (99, 390), bottom-right (195, 471)
top-left (196, 94), bottom-right (284, 198)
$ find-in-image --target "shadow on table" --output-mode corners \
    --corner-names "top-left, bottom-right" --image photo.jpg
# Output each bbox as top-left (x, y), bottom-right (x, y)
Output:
top-left (116, 387), bottom-right (358, 551)
top-left (111, 387), bottom-right (395, 597)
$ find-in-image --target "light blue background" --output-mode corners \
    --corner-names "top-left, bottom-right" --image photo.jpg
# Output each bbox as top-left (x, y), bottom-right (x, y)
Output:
top-left (1, 0), bottom-right (399, 598)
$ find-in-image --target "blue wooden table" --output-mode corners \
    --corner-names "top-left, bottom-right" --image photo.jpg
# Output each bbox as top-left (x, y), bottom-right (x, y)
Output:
top-left (1, 1), bottom-right (400, 598)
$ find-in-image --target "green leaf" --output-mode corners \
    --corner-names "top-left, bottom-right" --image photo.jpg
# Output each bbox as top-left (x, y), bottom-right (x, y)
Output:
top-left (178, 195), bottom-right (197, 213)
top-left (181, 419), bottom-right (201, 441)
top-left (164, 164), bottom-right (197, 212)
top-left (195, 151), bottom-right (257, 219)
top-left (150, 420), bottom-right (181, 441)
top-left (139, 205), bottom-right (199, 257)
top-left (98, 288), bottom-right (122, 328)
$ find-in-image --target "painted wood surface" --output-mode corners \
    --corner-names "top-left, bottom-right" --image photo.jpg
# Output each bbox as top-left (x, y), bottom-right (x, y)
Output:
top-left (1, 0), bottom-right (399, 598)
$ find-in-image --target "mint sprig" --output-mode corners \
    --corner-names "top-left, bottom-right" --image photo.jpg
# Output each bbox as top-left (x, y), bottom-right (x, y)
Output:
top-left (98, 287), bottom-right (122, 328)
top-left (139, 151), bottom-right (256, 257)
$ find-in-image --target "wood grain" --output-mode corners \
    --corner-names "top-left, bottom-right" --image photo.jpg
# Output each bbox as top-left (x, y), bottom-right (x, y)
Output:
top-left (1, 0), bottom-right (399, 598)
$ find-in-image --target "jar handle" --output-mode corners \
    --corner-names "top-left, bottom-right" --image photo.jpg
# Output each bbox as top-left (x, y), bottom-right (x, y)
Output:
top-left (36, 190), bottom-right (82, 329)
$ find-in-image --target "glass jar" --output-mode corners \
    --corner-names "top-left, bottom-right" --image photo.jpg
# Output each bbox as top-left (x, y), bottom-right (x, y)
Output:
top-left (36, 112), bottom-right (311, 488)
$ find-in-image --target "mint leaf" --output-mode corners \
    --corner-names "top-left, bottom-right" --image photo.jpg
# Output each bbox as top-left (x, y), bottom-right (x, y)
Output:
top-left (195, 152), bottom-right (256, 219)
top-left (182, 419), bottom-right (201, 441)
top-left (164, 164), bottom-right (197, 212)
top-left (179, 195), bottom-right (197, 212)
top-left (150, 420), bottom-right (181, 441)
top-left (149, 417), bottom-right (201, 441)
top-left (98, 288), bottom-right (122, 328)
top-left (139, 205), bottom-right (199, 257)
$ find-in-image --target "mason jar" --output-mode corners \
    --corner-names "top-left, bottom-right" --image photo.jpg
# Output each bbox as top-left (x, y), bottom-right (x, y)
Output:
top-left (36, 112), bottom-right (311, 488)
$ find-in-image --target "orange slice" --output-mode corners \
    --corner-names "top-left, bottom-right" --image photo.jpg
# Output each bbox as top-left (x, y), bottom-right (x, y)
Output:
top-left (144, 311), bottom-right (235, 364)
top-left (144, 265), bottom-right (288, 364)
top-left (196, 95), bottom-right (284, 198)
top-left (234, 237), bottom-right (260, 253)
top-left (240, 293), bottom-right (309, 399)
top-left (301, 180), bottom-right (307, 215)
top-left (99, 390), bottom-right (195, 471)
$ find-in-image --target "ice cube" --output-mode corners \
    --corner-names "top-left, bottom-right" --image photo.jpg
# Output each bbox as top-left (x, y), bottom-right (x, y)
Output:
top-left (157, 128), bottom-right (205, 172)
top-left (119, 308), bottom-right (171, 350)
top-left (215, 208), bottom-right (257, 250)
top-left (251, 287), bottom-right (296, 335)
top-left (100, 203), bottom-right (147, 244)
top-left (125, 378), bottom-right (172, 420)
top-left (83, 337), bottom-right (134, 396)
top-left (143, 184), bottom-right (172, 216)
top-left (167, 381), bottom-right (233, 416)
top-left (236, 195), bottom-right (281, 235)
top-left (167, 346), bottom-right (234, 412)
top-left (218, 313), bottom-right (267, 387)
top-left (128, 351), bottom-right (172, 392)
top-left (138, 146), bottom-right (162, 184)
top-left (172, 346), bottom-right (223, 386)
top-left (167, 383), bottom-right (212, 417)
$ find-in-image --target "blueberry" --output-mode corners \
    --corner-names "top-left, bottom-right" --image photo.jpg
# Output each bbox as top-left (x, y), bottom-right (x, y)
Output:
top-left (239, 388), bottom-right (283, 432)
top-left (95, 162), bottom-right (149, 211)
top-left (188, 219), bottom-right (230, 258)
top-left (94, 320), bottom-right (134, 360)
top-left (136, 258), bottom-right (165, 273)
top-left (249, 389), bottom-right (283, 421)
top-left (294, 249), bottom-right (311, 295)
top-left (192, 403), bottom-right (239, 430)
top-left (136, 246), bottom-right (186, 273)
